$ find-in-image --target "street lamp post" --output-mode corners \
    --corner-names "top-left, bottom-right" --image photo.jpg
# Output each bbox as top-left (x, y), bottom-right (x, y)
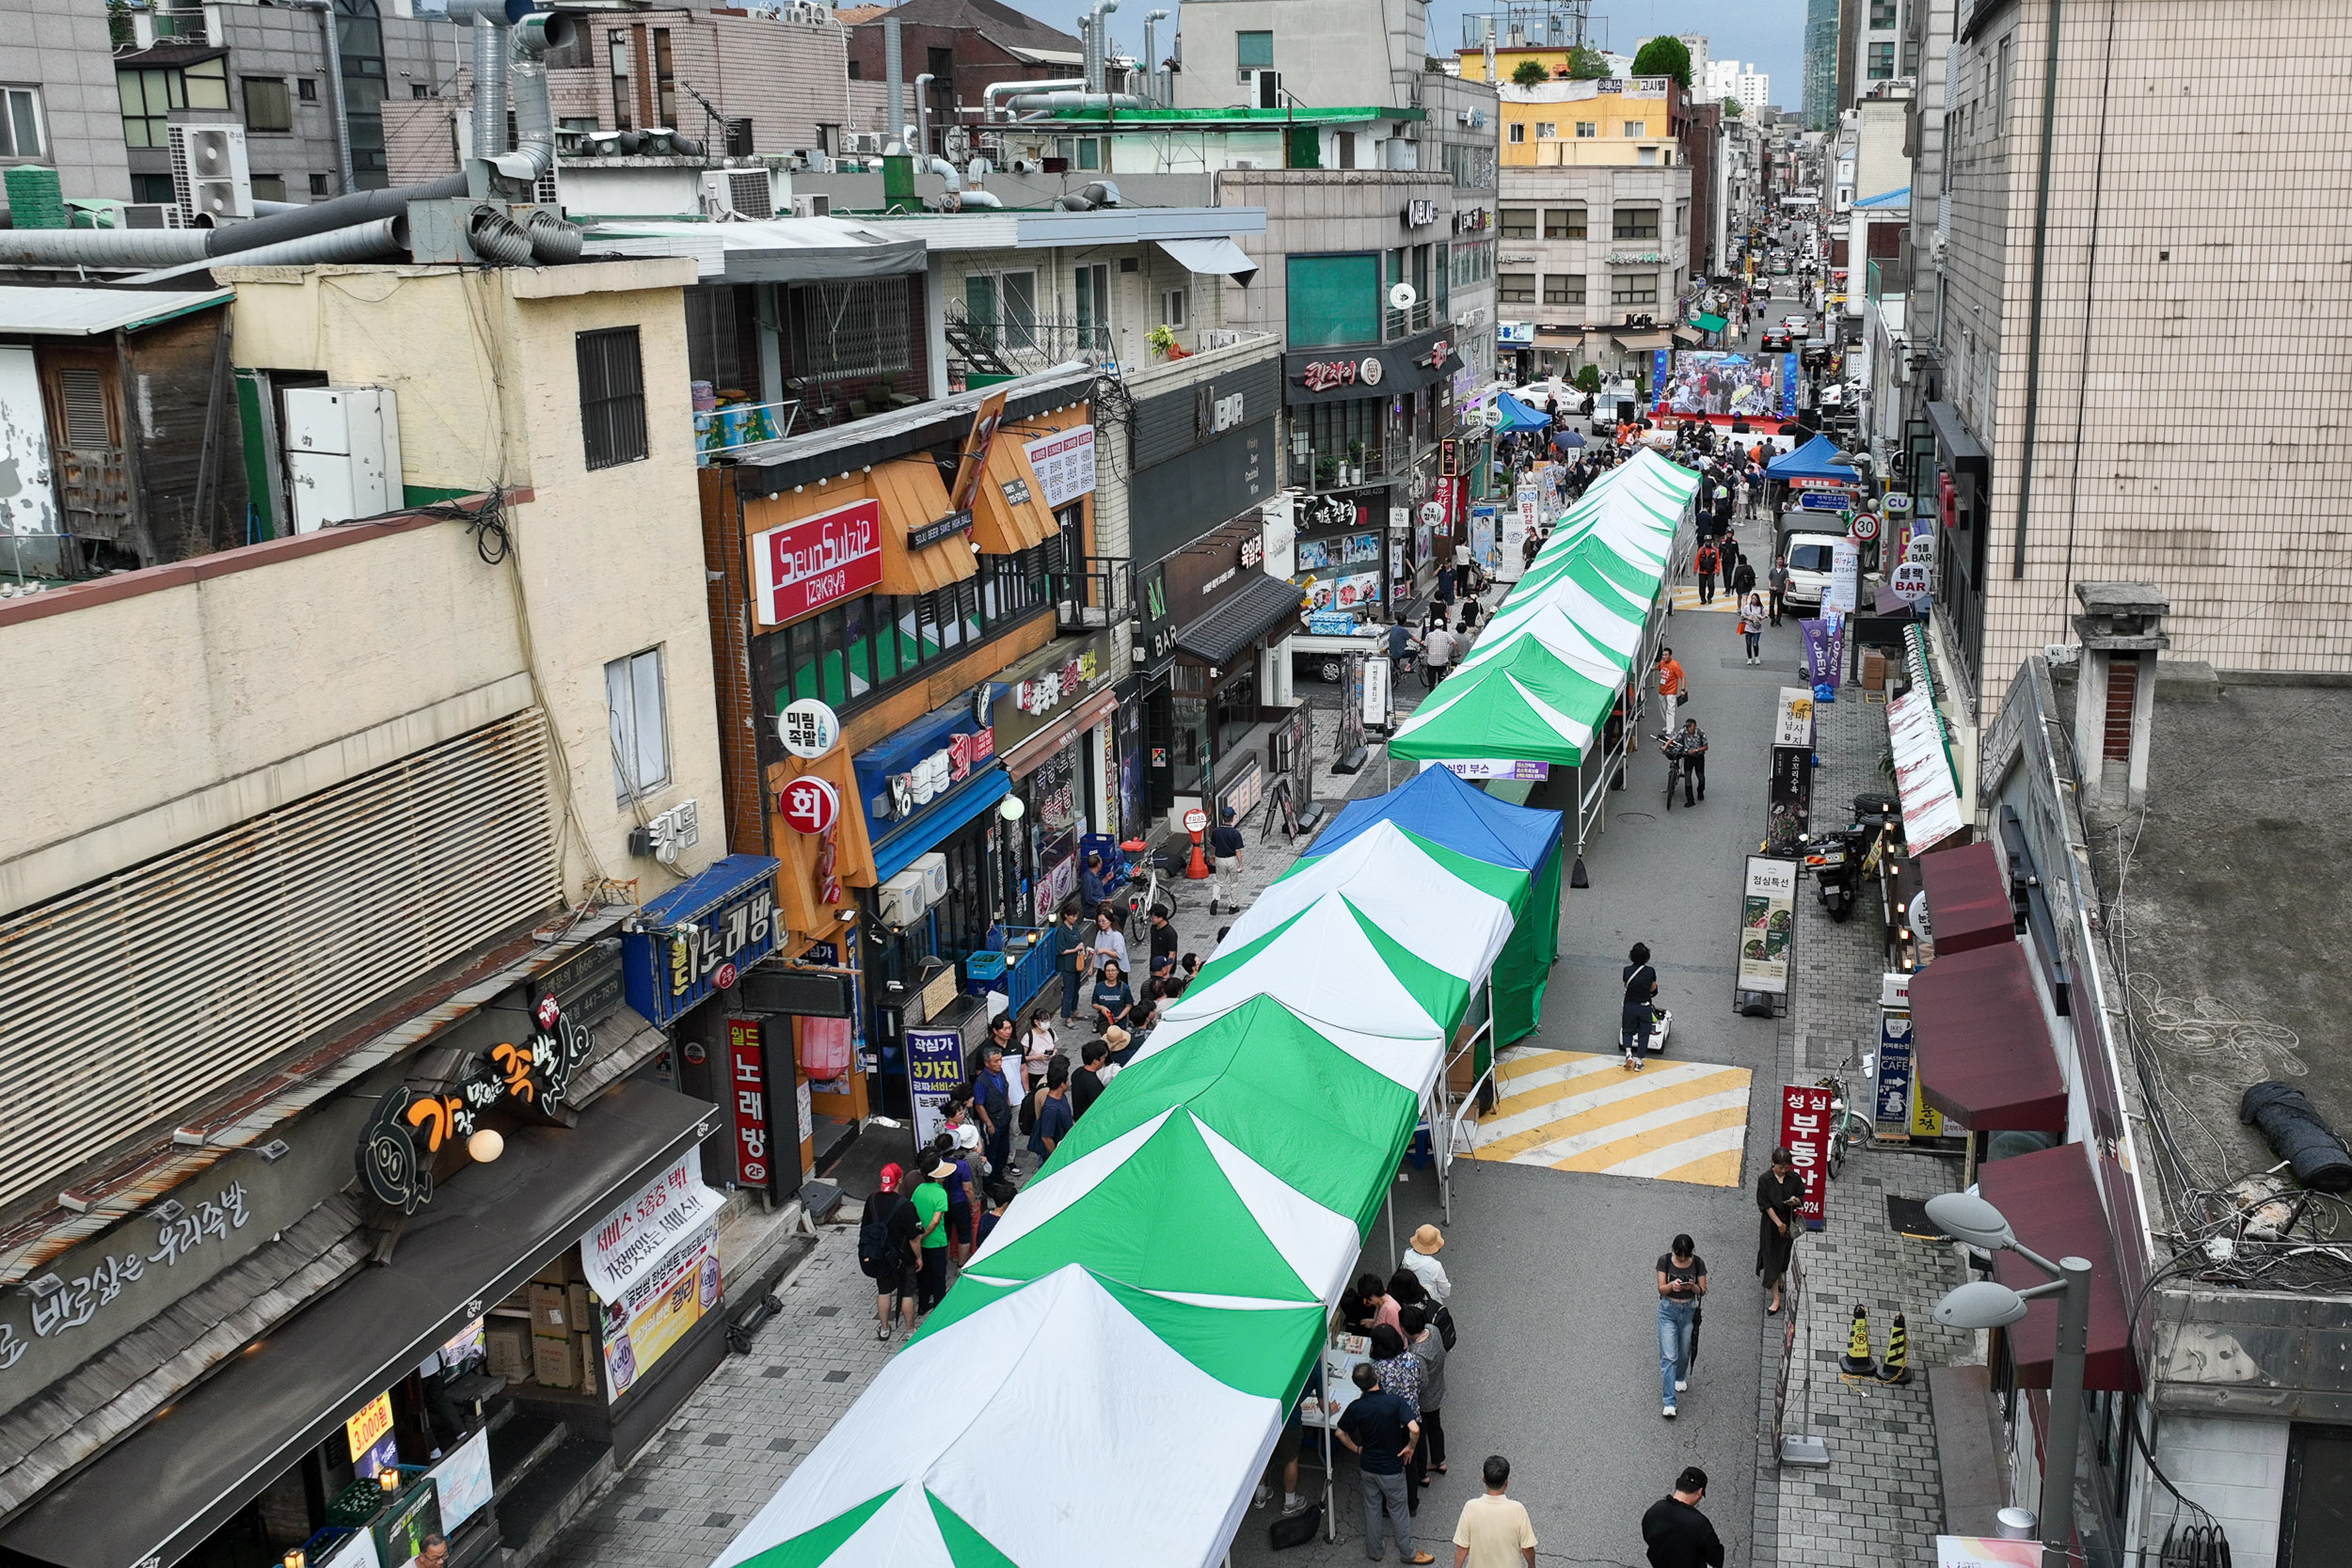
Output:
top-left (1925, 1192), bottom-right (2094, 1568)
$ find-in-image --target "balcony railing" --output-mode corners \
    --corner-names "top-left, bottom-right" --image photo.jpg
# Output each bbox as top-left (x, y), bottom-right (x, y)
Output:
top-left (1289, 447), bottom-right (1394, 493)
top-left (1383, 299), bottom-right (1436, 341)
top-left (946, 304), bottom-right (1114, 378)
top-left (1053, 554), bottom-right (1131, 632)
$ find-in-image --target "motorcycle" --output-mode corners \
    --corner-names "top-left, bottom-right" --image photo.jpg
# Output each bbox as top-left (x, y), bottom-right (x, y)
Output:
top-left (1798, 822), bottom-right (1878, 923)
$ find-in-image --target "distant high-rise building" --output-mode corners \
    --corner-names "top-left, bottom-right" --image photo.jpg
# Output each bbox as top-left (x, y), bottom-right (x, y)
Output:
top-left (1802, 0), bottom-right (1839, 130)
top-left (1702, 59), bottom-right (1772, 111)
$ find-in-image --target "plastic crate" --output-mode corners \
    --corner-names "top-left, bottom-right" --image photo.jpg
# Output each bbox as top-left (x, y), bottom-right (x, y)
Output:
top-left (963, 950), bottom-right (1008, 982)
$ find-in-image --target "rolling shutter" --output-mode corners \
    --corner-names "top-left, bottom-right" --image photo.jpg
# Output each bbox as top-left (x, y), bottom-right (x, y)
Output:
top-left (0, 710), bottom-right (564, 1212)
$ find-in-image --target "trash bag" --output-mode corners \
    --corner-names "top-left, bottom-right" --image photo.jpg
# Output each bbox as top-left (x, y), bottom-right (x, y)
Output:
top-left (2239, 1081), bottom-right (2352, 1193)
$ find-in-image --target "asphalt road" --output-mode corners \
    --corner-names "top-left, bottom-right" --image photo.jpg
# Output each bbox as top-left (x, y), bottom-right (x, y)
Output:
top-left (1233, 437), bottom-right (1805, 1568)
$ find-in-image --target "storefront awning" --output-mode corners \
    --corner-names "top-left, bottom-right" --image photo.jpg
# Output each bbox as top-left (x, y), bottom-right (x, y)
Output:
top-left (1174, 572), bottom-right (1304, 669)
top-left (0, 1082), bottom-right (718, 1568)
top-left (872, 768), bottom-right (1011, 883)
top-left (1671, 326), bottom-right (1703, 346)
top-left (1612, 330), bottom-right (1672, 352)
top-left (1887, 689), bottom-right (1965, 852)
top-left (1155, 237), bottom-right (1259, 287)
top-left (1977, 1142), bottom-right (2140, 1392)
top-left (1911, 942), bottom-right (2068, 1132)
top-left (1001, 687), bottom-right (1121, 779)
top-left (1918, 841), bottom-right (2013, 956)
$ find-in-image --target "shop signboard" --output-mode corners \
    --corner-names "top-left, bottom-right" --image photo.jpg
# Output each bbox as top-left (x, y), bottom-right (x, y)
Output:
top-left (1362, 656), bottom-right (1391, 729)
top-left (906, 1025), bottom-right (969, 1148)
top-left (946, 388), bottom-right (1009, 515)
top-left (1738, 856), bottom-right (1797, 994)
top-left (620, 857), bottom-right (783, 1028)
top-left (1024, 424), bottom-right (1096, 510)
top-left (1422, 758), bottom-right (1549, 781)
top-left (991, 627), bottom-right (1117, 756)
top-left (1215, 752), bottom-right (1265, 827)
top-left (597, 1222), bottom-right (720, 1403)
top-left (1889, 561), bottom-right (1932, 605)
top-left (750, 499), bottom-right (882, 627)
top-left (1873, 1006), bottom-right (1914, 1140)
top-left (1776, 1083), bottom-right (1835, 1227)
top-left (1309, 611), bottom-right (1359, 634)
top-left (1136, 562), bottom-right (1175, 666)
top-left (725, 1019), bottom-right (772, 1187)
top-left (580, 1150), bottom-right (726, 1303)
top-left (1303, 570), bottom-right (1380, 614)
top-left (345, 1390), bottom-right (394, 1466)
top-left (1293, 531), bottom-right (1381, 572)
top-left (1259, 494), bottom-right (1297, 579)
top-left (423, 1429), bottom-right (495, 1533)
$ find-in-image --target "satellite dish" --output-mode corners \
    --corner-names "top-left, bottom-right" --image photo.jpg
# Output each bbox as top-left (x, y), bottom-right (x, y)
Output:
top-left (1389, 282), bottom-right (1419, 311)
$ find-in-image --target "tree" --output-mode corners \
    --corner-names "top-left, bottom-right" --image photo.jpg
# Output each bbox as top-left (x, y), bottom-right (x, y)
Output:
top-left (1573, 364), bottom-right (1603, 393)
top-left (1723, 96), bottom-right (1744, 117)
top-left (1564, 46), bottom-right (1613, 81)
top-left (1511, 58), bottom-right (1549, 87)
top-left (1630, 36), bottom-right (1692, 87)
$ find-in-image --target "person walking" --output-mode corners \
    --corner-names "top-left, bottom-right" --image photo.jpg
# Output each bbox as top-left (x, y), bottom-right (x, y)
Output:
top-left (1692, 540), bottom-right (1718, 606)
top-left (1620, 942), bottom-right (1660, 1071)
top-left (1147, 905), bottom-right (1179, 980)
top-left (1654, 647), bottom-right (1685, 711)
top-left (860, 1163), bottom-right (920, 1340)
top-left (1756, 1146), bottom-right (1805, 1313)
top-left (1452, 1457), bottom-right (1536, 1568)
top-left (910, 1159), bottom-right (953, 1313)
top-left (1402, 1225), bottom-right (1453, 1305)
top-left (1049, 904), bottom-right (1088, 1022)
top-left (1729, 549), bottom-right (1756, 602)
top-left (1641, 1468), bottom-right (1724, 1568)
top-left (1403, 1304), bottom-right (1450, 1477)
top-left (1208, 807), bottom-right (1247, 915)
top-left (1738, 594), bottom-right (1766, 666)
top-left (1420, 620), bottom-right (1458, 689)
top-left (1666, 716), bottom-right (1708, 805)
top-left (1716, 532), bottom-right (1742, 595)
top-left (1767, 555), bottom-right (1790, 626)
top-left (1654, 1234), bottom-right (1708, 1418)
top-left (972, 1040), bottom-right (1012, 1181)
top-left (1335, 1363), bottom-right (1431, 1564)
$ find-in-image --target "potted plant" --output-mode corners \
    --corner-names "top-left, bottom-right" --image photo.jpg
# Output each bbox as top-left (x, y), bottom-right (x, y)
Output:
top-left (1314, 454), bottom-right (1340, 488)
top-left (1147, 324), bottom-right (1188, 359)
top-left (1346, 439), bottom-right (1366, 484)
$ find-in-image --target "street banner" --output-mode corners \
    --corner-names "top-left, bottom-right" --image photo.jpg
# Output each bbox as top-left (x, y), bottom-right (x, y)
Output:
top-left (1361, 655), bottom-right (1391, 731)
top-left (1778, 1084), bottom-right (1836, 1227)
top-left (1827, 540), bottom-right (1860, 612)
top-left (1873, 1010), bottom-right (1915, 1139)
top-left (1739, 856), bottom-right (1796, 994)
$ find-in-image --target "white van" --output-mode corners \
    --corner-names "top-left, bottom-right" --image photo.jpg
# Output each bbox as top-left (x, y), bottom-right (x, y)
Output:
top-left (1774, 526), bottom-right (1847, 612)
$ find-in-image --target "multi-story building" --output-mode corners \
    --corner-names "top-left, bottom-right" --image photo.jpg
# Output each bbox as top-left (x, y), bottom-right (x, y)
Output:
top-left (0, 0), bottom-right (133, 207)
top-left (1839, 0), bottom-right (1915, 113)
top-left (1802, 0), bottom-right (1838, 130)
top-left (1702, 59), bottom-right (1772, 113)
top-left (844, 0), bottom-right (1084, 157)
top-left (1918, 1), bottom-right (2352, 732)
top-left (1487, 74), bottom-right (1694, 383)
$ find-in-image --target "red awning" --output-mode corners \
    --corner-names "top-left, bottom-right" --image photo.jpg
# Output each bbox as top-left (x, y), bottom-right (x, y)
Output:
top-left (1919, 841), bottom-right (2013, 955)
top-left (1912, 942), bottom-right (2068, 1132)
top-left (1978, 1142), bottom-right (2140, 1392)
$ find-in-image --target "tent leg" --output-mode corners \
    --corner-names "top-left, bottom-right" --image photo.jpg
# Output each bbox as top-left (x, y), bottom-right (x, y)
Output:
top-left (1324, 1421), bottom-right (1337, 1543)
top-left (1386, 1192), bottom-right (1397, 1274)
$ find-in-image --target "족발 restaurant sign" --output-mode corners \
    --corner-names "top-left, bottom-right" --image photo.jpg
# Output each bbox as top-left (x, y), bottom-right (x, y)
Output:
top-left (752, 499), bottom-right (882, 626)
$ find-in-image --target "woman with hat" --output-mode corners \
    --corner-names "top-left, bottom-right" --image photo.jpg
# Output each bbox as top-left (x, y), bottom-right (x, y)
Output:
top-left (1756, 1147), bottom-right (1805, 1314)
top-left (1401, 1225), bottom-right (1452, 1305)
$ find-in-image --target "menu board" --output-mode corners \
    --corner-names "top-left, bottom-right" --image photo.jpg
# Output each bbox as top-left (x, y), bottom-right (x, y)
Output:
top-left (1024, 425), bottom-right (1096, 510)
top-left (1739, 856), bottom-right (1797, 994)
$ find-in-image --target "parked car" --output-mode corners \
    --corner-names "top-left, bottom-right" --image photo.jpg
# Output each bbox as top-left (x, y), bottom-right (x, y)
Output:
top-left (1774, 524), bottom-right (1848, 612)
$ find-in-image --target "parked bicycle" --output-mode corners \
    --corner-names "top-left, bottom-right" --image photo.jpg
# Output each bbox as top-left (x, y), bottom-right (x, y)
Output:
top-left (1818, 1043), bottom-right (1879, 1179)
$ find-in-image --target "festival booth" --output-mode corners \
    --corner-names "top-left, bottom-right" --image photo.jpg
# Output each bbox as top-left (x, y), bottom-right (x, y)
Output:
top-left (709, 772), bottom-right (1565, 1568)
top-left (1391, 449), bottom-right (1700, 873)
top-left (1492, 391), bottom-right (1553, 433)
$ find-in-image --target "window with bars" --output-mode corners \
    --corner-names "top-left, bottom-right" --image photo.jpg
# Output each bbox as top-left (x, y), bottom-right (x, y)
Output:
top-left (577, 326), bottom-right (648, 469)
top-left (791, 277), bottom-right (914, 379)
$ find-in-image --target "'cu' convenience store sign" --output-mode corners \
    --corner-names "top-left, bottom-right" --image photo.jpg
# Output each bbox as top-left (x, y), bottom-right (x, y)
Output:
top-left (752, 499), bottom-right (882, 625)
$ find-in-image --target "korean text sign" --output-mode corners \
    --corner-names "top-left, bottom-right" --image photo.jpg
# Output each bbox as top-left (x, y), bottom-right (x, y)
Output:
top-left (1777, 1084), bottom-right (1835, 1227)
top-left (751, 499), bottom-right (882, 626)
top-left (725, 1019), bottom-right (771, 1188)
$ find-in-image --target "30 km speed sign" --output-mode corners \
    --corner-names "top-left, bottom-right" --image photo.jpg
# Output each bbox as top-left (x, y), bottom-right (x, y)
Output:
top-left (1851, 513), bottom-right (1880, 542)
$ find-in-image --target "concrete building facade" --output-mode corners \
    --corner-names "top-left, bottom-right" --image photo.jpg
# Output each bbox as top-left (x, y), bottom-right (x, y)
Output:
top-left (0, 0), bottom-right (134, 207)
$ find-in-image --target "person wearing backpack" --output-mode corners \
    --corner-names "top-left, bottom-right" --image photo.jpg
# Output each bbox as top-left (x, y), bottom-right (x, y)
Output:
top-left (860, 1164), bottom-right (921, 1341)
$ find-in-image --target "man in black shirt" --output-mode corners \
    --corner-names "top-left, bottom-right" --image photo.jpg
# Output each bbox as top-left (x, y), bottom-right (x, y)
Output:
top-left (1209, 807), bottom-right (1247, 915)
top-left (1336, 1364), bottom-right (1429, 1563)
top-left (1148, 906), bottom-right (1179, 980)
top-left (1640, 1467), bottom-right (1724, 1568)
top-left (1072, 1039), bottom-right (1110, 1117)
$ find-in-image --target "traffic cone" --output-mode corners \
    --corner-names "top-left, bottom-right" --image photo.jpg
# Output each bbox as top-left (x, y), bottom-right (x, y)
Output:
top-left (1839, 1304), bottom-right (1878, 1377)
top-left (1877, 1312), bottom-right (1912, 1385)
top-left (1185, 825), bottom-right (1209, 880)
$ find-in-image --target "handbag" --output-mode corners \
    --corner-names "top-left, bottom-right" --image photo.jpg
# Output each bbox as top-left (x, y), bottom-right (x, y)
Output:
top-left (1269, 1501), bottom-right (1324, 1551)
top-left (1433, 1304), bottom-right (1458, 1351)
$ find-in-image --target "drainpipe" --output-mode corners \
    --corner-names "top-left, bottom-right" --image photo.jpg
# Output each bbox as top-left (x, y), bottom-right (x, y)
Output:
top-left (285, 0), bottom-right (355, 194)
top-left (914, 71), bottom-right (933, 154)
top-left (984, 78), bottom-right (1083, 119)
top-left (884, 14), bottom-right (904, 151)
top-left (2011, 0), bottom-right (2063, 579)
top-left (1142, 9), bottom-right (1168, 105)
top-left (1085, 0), bottom-right (1120, 92)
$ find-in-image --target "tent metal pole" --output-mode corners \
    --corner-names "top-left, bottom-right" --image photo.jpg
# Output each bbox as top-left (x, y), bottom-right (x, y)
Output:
top-left (1324, 1418), bottom-right (1336, 1542)
top-left (1386, 1191), bottom-right (1397, 1273)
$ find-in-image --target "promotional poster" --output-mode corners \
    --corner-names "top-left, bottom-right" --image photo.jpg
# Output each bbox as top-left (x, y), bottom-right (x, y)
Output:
top-left (1651, 351), bottom-right (1798, 419)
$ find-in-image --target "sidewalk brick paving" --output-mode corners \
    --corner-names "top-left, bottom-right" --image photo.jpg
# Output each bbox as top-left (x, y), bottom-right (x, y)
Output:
top-left (1747, 675), bottom-right (1972, 1568)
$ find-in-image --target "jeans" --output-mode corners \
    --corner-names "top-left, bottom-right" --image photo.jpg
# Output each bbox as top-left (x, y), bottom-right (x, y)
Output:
top-left (1658, 1298), bottom-right (1697, 1403)
top-left (1060, 968), bottom-right (1083, 1019)
top-left (1745, 629), bottom-right (1761, 658)
top-left (1359, 1469), bottom-right (1414, 1560)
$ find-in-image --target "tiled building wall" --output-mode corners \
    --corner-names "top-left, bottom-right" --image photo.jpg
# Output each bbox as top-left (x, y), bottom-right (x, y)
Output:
top-left (2, 0), bottom-right (131, 201)
top-left (2147, 1417), bottom-right (2289, 1568)
top-left (1496, 163), bottom-right (1692, 322)
top-left (1947, 2), bottom-right (2352, 719)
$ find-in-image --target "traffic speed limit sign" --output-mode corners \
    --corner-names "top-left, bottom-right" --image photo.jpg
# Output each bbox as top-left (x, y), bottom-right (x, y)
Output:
top-left (1183, 808), bottom-right (1209, 833)
top-left (1851, 513), bottom-right (1880, 541)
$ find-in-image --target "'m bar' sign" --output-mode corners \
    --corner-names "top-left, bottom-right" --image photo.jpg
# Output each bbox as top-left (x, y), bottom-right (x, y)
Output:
top-left (752, 499), bottom-right (882, 626)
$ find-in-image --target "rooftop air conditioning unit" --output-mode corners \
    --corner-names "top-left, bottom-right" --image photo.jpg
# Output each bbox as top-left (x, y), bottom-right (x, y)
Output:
top-left (877, 870), bottom-right (929, 927)
top-left (121, 202), bottom-right (185, 230)
top-left (703, 167), bottom-right (775, 219)
top-left (790, 194), bottom-right (832, 218)
top-left (169, 123), bottom-right (252, 224)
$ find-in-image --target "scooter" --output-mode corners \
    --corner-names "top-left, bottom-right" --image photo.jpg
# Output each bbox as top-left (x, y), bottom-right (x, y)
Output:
top-left (1799, 822), bottom-right (1877, 923)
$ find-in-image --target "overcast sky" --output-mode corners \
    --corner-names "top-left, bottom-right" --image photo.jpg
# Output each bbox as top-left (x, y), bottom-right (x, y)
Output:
top-left (1006, 0), bottom-right (1808, 114)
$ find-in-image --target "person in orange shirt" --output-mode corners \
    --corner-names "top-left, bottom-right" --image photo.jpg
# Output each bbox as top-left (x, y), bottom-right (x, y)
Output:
top-left (1656, 646), bottom-right (1685, 710)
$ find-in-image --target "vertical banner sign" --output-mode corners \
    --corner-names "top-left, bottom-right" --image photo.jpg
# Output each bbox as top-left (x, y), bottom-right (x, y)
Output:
top-left (1361, 655), bottom-right (1392, 731)
top-left (1739, 856), bottom-right (1797, 994)
top-left (1827, 539), bottom-right (1860, 613)
top-left (905, 1025), bottom-right (967, 1149)
top-left (725, 1020), bottom-right (771, 1187)
top-left (1874, 1007), bottom-right (1915, 1140)
top-left (1778, 1084), bottom-right (1836, 1228)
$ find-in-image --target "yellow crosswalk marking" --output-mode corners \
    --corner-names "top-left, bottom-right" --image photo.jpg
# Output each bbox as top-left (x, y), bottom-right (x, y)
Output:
top-left (1670, 586), bottom-right (1739, 613)
top-left (1469, 1047), bottom-right (1753, 1188)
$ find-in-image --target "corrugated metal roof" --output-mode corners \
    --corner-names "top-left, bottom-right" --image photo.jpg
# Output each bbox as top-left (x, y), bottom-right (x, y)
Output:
top-left (0, 285), bottom-right (233, 337)
top-left (1853, 185), bottom-right (1913, 208)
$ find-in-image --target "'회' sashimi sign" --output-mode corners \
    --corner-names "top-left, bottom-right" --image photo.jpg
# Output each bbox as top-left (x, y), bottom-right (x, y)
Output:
top-left (752, 499), bottom-right (882, 625)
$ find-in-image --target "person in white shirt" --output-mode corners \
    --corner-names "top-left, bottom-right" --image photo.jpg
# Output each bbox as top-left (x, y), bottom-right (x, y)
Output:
top-left (1404, 1225), bottom-right (1453, 1304)
top-left (1020, 1013), bottom-right (1057, 1093)
top-left (1091, 908), bottom-right (1128, 974)
top-left (1420, 624), bottom-right (1458, 689)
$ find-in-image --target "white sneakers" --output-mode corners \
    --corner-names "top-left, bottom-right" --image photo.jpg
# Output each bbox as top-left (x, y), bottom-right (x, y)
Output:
top-left (1253, 1484), bottom-right (1274, 1510)
top-left (1663, 1403), bottom-right (1677, 1419)
top-left (1676, 1379), bottom-right (1689, 1392)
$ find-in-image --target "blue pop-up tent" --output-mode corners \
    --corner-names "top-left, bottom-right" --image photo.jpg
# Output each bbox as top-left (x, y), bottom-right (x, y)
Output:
top-left (1766, 434), bottom-right (1859, 483)
top-left (1494, 391), bottom-right (1554, 432)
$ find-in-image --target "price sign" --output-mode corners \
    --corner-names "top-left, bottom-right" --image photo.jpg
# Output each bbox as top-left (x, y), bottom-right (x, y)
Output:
top-left (1777, 1084), bottom-right (1836, 1227)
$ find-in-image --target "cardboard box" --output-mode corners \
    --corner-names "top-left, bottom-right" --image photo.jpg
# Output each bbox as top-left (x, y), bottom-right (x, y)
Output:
top-left (567, 1283), bottom-right (594, 1333)
top-left (529, 1283), bottom-right (570, 1335)
top-left (486, 1322), bottom-right (532, 1383)
top-left (1860, 650), bottom-right (1888, 690)
top-left (575, 1332), bottom-right (599, 1396)
top-left (531, 1331), bottom-right (576, 1388)
top-left (531, 1253), bottom-right (580, 1286)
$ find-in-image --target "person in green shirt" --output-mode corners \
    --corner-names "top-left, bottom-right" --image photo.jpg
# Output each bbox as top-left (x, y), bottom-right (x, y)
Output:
top-left (911, 1160), bottom-right (953, 1313)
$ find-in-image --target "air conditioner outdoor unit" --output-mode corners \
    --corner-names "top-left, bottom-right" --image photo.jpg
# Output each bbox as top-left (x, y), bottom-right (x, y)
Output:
top-left (702, 167), bottom-right (775, 219)
top-left (877, 870), bottom-right (929, 927)
top-left (790, 194), bottom-right (832, 218)
top-left (121, 202), bottom-right (185, 230)
top-left (911, 851), bottom-right (948, 904)
top-left (849, 131), bottom-right (884, 154)
top-left (169, 122), bottom-right (252, 223)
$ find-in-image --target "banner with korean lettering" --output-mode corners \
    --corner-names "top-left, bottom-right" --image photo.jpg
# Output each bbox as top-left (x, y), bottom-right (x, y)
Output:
top-left (598, 1222), bottom-right (720, 1404)
top-left (725, 1019), bottom-right (773, 1189)
top-left (580, 1150), bottom-right (727, 1303)
top-left (1023, 424), bottom-right (1097, 511)
top-left (1777, 1084), bottom-right (1835, 1227)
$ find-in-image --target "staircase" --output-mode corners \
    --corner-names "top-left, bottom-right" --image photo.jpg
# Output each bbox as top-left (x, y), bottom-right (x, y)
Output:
top-left (942, 313), bottom-right (1014, 378)
top-left (486, 1406), bottom-right (613, 1567)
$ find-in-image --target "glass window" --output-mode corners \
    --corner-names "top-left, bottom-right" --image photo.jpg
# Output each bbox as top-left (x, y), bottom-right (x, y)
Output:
top-left (250, 173), bottom-right (288, 202)
top-left (1575, 120), bottom-right (1597, 137)
top-left (1235, 29), bottom-right (1274, 68)
top-left (1498, 272), bottom-right (1535, 304)
top-left (1499, 207), bottom-right (1535, 239)
top-left (0, 87), bottom-right (43, 160)
top-left (1611, 272), bottom-right (1659, 305)
top-left (1507, 121), bottom-right (1525, 144)
top-left (1544, 207), bottom-right (1585, 239)
top-left (605, 647), bottom-right (670, 801)
top-left (1622, 119), bottom-right (1645, 137)
top-left (1613, 206), bottom-right (1660, 240)
top-left (243, 76), bottom-right (292, 133)
top-left (1868, 41), bottom-right (1896, 78)
top-left (1284, 253), bottom-right (1379, 347)
top-left (1542, 274), bottom-right (1583, 306)
top-left (1534, 121), bottom-right (1555, 138)
top-left (1869, 0), bottom-right (1898, 25)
